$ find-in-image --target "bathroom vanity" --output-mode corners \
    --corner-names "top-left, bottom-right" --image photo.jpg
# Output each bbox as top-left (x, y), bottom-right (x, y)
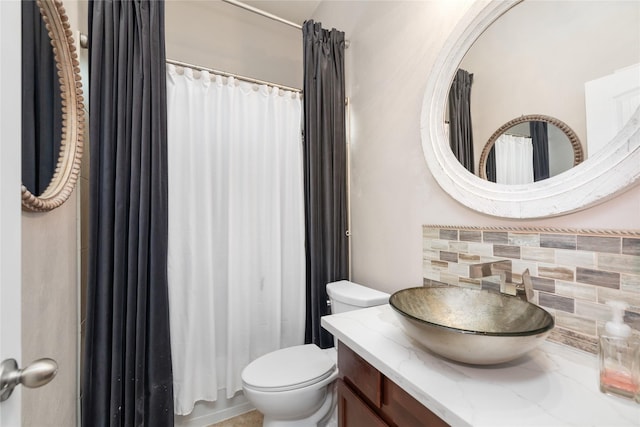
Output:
top-left (336, 343), bottom-right (447, 426)
top-left (321, 305), bottom-right (640, 427)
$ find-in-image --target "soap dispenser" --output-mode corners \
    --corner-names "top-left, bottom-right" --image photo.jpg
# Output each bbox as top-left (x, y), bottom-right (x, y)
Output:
top-left (599, 301), bottom-right (638, 400)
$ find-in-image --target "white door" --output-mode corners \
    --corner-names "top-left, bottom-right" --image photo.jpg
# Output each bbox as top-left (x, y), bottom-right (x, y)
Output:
top-left (585, 63), bottom-right (640, 157)
top-left (0, 1), bottom-right (23, 425)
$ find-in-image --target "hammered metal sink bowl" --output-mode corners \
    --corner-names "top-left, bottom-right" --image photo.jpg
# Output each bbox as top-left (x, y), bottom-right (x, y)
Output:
top-left (389, 287), bottom-right (554, 365)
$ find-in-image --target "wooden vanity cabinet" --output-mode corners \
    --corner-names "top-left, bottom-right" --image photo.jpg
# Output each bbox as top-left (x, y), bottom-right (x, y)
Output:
top-left (337, 342), bottom-right (449, 427)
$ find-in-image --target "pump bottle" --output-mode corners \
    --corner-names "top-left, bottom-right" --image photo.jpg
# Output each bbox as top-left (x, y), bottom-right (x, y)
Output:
top-left (599, 301), bottom-right (638, 400)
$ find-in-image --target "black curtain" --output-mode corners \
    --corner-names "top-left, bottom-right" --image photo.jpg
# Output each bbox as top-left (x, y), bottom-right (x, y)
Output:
top-left (448, 69), bottom-right (475, 173)
top-left (22, 0), bottom-right (62, 195)
top-left (302, 20), bottom-right (349, 349)
top-left (83, 1), bottom-right (174, 425)
top-left (530, 121), bottom-right (550, 181)
top-left (486, 147), bottom-right (497, 182)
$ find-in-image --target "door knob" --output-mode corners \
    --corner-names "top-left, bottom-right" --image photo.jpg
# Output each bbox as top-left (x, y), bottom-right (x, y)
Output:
top-left (0, 358), bottom-right (58, 402)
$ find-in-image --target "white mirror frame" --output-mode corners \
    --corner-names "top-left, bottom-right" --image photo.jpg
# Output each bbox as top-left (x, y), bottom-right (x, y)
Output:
top-left (421, 0), bottom-right (640, 218)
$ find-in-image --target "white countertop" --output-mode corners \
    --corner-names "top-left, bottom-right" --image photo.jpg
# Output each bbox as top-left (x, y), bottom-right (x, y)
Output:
top-left (321, 305), bottom-right (640, 427)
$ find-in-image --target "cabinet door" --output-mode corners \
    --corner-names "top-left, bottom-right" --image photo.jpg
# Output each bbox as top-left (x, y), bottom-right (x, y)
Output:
top-left (382, 376), bottom-right (449, 427)
top-left (337, 379), bottom-right (389, 427)
top-left (338, 342), bottom-right (383, 407)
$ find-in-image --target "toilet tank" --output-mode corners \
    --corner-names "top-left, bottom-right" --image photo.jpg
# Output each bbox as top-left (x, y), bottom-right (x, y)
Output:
top-left (326, 280), bottom-right (389, 314)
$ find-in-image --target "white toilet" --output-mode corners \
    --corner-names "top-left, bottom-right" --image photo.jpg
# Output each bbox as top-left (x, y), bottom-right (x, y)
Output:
top-left (241, 280), bottom-right (390, 427)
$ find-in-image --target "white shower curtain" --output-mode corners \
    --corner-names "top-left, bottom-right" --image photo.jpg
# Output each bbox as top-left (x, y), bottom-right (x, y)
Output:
top-left (495, 134), bottom-right (534, 185)
top-left (166, 65), bottom-right (306, 415)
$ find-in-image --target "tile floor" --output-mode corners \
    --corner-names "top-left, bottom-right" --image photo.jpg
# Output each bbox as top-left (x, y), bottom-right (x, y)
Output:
top-left (210, 410), bottom-right (263, 427)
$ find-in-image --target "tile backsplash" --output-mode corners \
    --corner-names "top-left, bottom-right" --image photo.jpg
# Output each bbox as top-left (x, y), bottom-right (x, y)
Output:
top-left (423, 225), bottom-right (640, 354)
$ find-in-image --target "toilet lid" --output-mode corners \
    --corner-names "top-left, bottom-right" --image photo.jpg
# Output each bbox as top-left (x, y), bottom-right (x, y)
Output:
top-left (242, 344), bottom-right (336, 392)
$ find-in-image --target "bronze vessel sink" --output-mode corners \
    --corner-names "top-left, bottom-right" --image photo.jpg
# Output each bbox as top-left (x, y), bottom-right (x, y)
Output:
top-left (389, 287), bottom-right (554, 365)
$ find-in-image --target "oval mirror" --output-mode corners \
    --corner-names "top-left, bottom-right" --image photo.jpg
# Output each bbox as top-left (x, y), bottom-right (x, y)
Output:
top-left (478, 115), bottom-right (583, 183)
top-left (421, 0), bottom-right (640, 218)
top-left (21, 0), bottom-right (84, 212)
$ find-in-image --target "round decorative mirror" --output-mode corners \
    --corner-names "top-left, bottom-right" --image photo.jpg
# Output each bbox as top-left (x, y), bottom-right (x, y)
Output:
top-left (478, 114), bottom-right (583, 183)
top-left (21, 0), bottom-right (84, 212)
top-left (421, 0), bottom-right (640, 218)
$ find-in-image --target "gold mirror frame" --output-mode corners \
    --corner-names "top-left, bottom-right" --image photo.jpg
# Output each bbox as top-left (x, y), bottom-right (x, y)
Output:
top-left (21, 0), bottom-right (84, 212)
top-left (478, 114), bottom-right (584, 180)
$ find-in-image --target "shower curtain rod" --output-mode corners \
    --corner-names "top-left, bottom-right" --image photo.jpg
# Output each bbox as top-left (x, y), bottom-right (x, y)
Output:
top-left (222, 0), bottom-right (350, 48)
top-left (222, 0), bottom-right (302, 30)
top-left (167, 59), bottom-right (302, 94)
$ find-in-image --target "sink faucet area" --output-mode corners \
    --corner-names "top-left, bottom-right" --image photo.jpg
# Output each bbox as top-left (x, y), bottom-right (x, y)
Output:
top-left (468, 260), bottom-right (534, 302)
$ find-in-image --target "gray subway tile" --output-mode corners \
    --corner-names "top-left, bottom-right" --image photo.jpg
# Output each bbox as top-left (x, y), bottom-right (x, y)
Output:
top-left (459, 253), bottom-right (481, 263)
top-left (423, 249), bottom-right (439, 261)
top-left (440, 271), bottom-right (459, 285)
top-left (440, 251), bottom-right (458, 263)
top-left (439, 229), bottom-right (458, 241)
top-left (576, 267), bottom-right (620, 289)
top-left (577, 235), bottom-right (621, 254)
top-left (521, 246), bottom-right (555, 263)
top-left (449, 241), bottom-right (468, 253)
top-left (430, 260), bottom-right (448, 270)
top-left (449, 262), bottom-right (470, 277)
top-left (539, 264), bottom-right (574, 281)
top-left (531, 276), bottom-right (555, 293)
top-left (460, 230), bottom-right (482, 242)
top-left (539, 292), bottom-right (575, 313)
top-left (575, 300), bottom-right (612, 323)
top-left (423, 266), bottom-right (439, 282)
top-left (597, 287), bottom-right (640, 312)
top-left (621, 274), bottom-right (640, 294)
top-left (508, 232), bottom-right (540, 247)
top-left (555, 249), bottom-right (595, 268)
top-left (430, 239), bottom-right (449, 250)
top-left (622, 238), bottom-right (640, 256)
top-left (598, 253), bottom-right (640, 275)
top-left (493, 244), bottom-right (521, 259)
top-left (423, 227), bottom-right (439, 239)
top-left (555, 280), bottom-right (597, 302)
top-left (483, 231), bottom-right (508, 244)
top-left (541, 233), bottom-right (577, 250)
top-left (467, 242), bottom-right (494, 257)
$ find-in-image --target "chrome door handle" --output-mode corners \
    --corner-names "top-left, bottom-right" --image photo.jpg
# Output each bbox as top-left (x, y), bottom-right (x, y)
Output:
top-left (0, 358), bottom-right (58, 402)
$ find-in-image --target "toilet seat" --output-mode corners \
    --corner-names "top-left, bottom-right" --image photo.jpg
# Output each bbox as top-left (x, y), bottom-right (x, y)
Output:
top-left (242, 344), bottom-right (336, 392)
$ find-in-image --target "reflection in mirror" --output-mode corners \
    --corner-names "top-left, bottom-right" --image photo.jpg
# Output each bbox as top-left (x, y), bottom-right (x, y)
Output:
top-left (447, 0), bottom-right (639, 183)
top-left (478, 115), bottom-right (583, 184)
top-left (21, 0), bottom-right (84, 212)
top-left (447, 69), bottom-right (474, 174)
top-left (420, 0), bottom-right (640, 218)
top-left (22, 0), bottom-right (62, 196)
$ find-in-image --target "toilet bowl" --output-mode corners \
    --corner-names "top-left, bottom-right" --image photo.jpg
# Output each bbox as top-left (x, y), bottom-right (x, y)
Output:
top-left (242, 345), bottom-right (339, 426)
top-left (241, 280), bottom-right (389, 427)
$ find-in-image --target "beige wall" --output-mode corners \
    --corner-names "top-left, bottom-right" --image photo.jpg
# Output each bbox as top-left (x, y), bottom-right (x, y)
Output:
top-left (311, 0), bottom-right (640, 295)
top-left (165, 0), bottom-right (303, 89)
